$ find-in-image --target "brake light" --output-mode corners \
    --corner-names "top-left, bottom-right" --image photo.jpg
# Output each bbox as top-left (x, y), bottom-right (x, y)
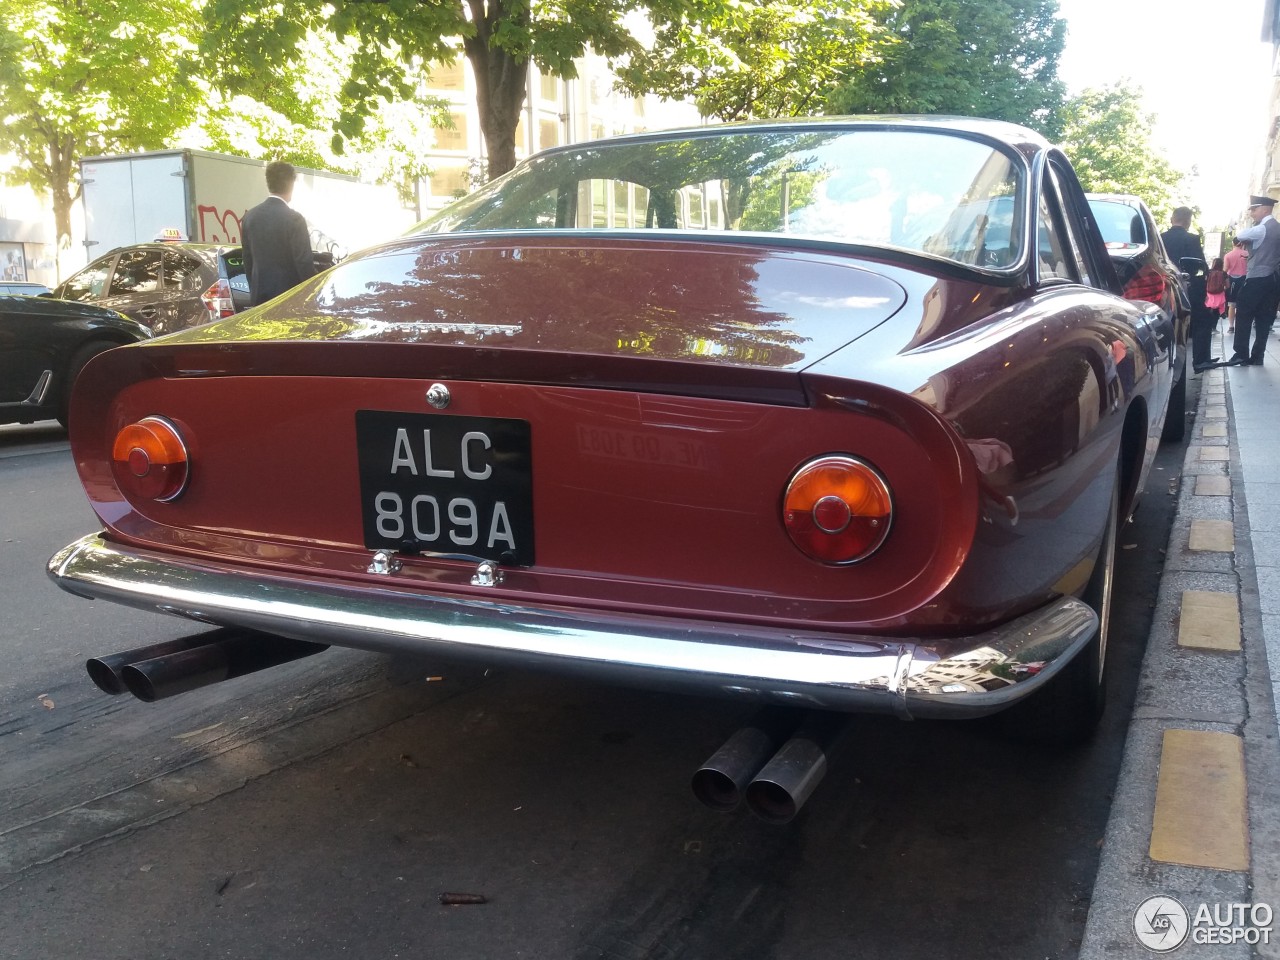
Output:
top-left (783, 456), bottom-right (893, 564)
top-left (1122, 264), bottom-right (1166, 305)
top-left (200, 278), bottom-right (235, 319)
top-left (112, 417), bottom-right (189, 501)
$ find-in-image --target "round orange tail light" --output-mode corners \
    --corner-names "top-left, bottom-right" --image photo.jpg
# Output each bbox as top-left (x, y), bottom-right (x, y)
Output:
top-left (783, 455), bottom-right (892, 564)
top-left (112, 417), bottom-right (189, 502)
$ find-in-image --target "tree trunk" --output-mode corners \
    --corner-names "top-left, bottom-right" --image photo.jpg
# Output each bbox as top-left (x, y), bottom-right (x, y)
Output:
top-left (45, 131), bottom-right (78, 279)
top-left (463, 1), bottom-right (529, 180)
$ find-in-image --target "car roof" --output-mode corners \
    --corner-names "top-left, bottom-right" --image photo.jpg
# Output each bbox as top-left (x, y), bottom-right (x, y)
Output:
top-left (1085, 193), bottom-right (1153, 211)
top-left (98, 241), bottom-right (235, 259)
top-left (530, 115), bottom-right (1052, 162)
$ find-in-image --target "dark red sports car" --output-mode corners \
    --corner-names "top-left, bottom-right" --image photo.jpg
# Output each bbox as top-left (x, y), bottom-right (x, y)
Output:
top-left (49, 118), bottom-right (1181, 818)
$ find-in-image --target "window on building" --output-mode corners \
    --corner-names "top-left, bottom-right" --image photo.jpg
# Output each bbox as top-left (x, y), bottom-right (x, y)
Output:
top-left (435, 114), bottom-right (468, 152)
top-left (613, 181), bottom-right (630, 227)
top-left (538, 72), bottom-right (559, 103)
top-left (428, 62), bottom-right (466, 92)
top-left (539, 119), bottom-right (560, 151)
top-left (590, 180), bottom-right (608, 227)
top-left (429, 165), bottom-right (471, 199)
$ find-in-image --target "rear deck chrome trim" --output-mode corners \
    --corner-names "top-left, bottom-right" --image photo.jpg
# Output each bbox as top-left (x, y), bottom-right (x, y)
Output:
top-left (49, 533), bottom-right (1097, 718)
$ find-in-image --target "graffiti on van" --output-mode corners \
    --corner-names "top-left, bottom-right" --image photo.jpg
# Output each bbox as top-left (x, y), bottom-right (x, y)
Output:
top-left (198, 206), bottom-right (244, 244)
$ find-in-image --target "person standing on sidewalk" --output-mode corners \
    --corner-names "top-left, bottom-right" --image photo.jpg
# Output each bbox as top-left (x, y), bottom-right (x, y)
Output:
top-left (1161, 207), bottom-right (1212, 369)
top-left (1205, 257), bottom-right (1228, 328)
top-left (1224, 237), bottom-right (1249, 333)
top-left (241, 161), bottom-right (317, 307)
top-left (1229, 195), bottom-right (1280, 365)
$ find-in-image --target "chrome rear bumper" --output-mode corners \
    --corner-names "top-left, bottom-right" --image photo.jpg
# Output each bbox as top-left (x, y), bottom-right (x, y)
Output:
top-left (49, 533), bottom-right (1097, 719)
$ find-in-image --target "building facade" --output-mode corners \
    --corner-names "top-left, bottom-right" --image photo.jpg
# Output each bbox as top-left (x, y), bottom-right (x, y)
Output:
top-left (418, 52), bottom-right (702, 215)
top-left (0, 157), bottom-right (60, 287)
top-left (1259, 0), bottom-right (1280, 208)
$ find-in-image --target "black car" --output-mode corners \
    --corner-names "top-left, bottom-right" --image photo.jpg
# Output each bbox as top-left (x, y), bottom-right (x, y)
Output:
top-left (1086, 193), bottom-right (1190, 440)
top-left (0, 281), bottom-right (52, 297)
top-left (52, 242), bottom-right (242, 335)
top-left (0, 295), bottom-right (151, 427)
top-left (218, 247), bottom-right (337, 313)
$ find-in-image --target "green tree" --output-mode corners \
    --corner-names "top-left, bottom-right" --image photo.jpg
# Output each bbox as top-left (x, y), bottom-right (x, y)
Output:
top-left (824, 0), bottom-right (1066, 137)
top-left (1057, 83), bottom-right (1187, 225)
top-left (611, 0), bottom-right (891, 122)
top-left (0, 0), bottom-right (205, 254)
top-left (200, 0), bottom-right (663, 180)
top-left (185, 31), bottom-right (450, 214)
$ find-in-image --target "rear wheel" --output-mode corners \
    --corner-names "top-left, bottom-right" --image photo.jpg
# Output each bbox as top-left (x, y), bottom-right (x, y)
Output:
top-left (999, 470), bottom-right (1118, 745)
top-left (57, 341), bottom-right (114, 429)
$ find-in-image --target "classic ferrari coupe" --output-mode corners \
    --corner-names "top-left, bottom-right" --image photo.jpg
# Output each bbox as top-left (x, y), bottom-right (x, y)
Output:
top-left (49, 118), bottom-right (1181, 815)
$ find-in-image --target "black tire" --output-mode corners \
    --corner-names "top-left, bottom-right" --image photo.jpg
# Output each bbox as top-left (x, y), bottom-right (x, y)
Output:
top-left (999, 470), bottom-right (1118, 745)
top-left (1162, 356), bottom-right (1187, 442)
top-left (57, 341), bottom-right (115, 429)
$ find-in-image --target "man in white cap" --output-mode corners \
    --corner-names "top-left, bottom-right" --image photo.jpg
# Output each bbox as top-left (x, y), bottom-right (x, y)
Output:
top-left (1230, 194), bottom-right (1280, 365)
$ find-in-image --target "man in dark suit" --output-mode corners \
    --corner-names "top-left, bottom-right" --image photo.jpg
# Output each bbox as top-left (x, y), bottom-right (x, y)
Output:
top-left (241, 161), bottom-right (316, 306)
top-left (1160, 206), bottom-right (1212, 370)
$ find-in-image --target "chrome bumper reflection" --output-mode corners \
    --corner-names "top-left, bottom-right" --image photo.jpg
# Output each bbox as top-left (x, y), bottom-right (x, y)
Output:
top-left (49, 533), bottom-right (1098, 719)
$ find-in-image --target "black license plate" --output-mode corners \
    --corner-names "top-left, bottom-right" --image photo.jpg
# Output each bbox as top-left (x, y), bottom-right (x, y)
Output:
top-left (356, 410), bottom-right (533, 565)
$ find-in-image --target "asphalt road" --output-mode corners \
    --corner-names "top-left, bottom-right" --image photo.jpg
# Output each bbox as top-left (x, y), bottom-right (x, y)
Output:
top-left (0, 407), bottom-right (1192, 960)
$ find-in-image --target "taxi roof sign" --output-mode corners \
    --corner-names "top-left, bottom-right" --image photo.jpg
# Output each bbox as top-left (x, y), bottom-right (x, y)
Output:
top-left (155, 228), bottom-right (186, 242)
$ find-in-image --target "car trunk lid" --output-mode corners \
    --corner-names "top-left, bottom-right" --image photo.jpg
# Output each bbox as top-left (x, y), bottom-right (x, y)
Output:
top-left (165, 235), bottom-right (909, 404)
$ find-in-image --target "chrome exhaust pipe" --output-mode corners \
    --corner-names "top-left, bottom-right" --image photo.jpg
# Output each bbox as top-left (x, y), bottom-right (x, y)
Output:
top-left (745, 713), bottom-right (847, 824)
top-left (86, 629), bottom-right (248, 695)
top-left (691, 707), bottom-right (801, 812)
top-left (87, 628), bottom-right (329, 702)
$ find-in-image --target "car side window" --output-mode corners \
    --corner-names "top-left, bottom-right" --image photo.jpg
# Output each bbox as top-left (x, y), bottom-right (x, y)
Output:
top-left (1047, 164), bottom-right (1096, 287)
top-left (163, 250), bottom-right (205, 291)
top-left (109, 250), bottom-right (162, 296)
top-left (59, 258), bottom-right (114, 301)
top-left (1036, 191), bottom-right (1075, 282)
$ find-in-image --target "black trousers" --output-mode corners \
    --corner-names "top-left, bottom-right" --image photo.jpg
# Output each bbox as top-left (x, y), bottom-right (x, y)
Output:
top-left (1187, 276), bottom-right (1215, 366)
top-left (1232, 274), bottom-right (1280, 362)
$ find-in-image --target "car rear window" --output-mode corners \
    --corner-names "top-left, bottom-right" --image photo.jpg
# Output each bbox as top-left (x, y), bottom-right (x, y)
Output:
top-left (411, 128), bottom-right (1026, 270)
top-left (1089, 199), bottom-right (1149, 250)
top-left (163, 250), bottom-right (207, 291)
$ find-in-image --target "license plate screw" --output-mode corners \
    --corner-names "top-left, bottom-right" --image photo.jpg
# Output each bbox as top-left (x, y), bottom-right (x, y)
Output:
top-left (425, 383), bottom-right (452, 409)
top-left (367, 550), bottom-right (403, 575)
top-left (470, 560), bottom-right (503, 587)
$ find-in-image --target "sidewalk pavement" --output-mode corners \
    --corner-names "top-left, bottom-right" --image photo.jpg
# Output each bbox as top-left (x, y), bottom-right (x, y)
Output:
top-left (1081, 327), bottom-right (1280, 958)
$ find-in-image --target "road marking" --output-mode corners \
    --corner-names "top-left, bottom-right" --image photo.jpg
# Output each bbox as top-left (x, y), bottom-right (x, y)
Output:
top-left (1188, 519), bottom-right (1235, 552)
top-left (1194, 475), bottom-right (1231, 496)
top-left (1177, 591), bottom-right (1241, 651)
top-left (1149, 729), bottom-right (1248, 870)
top-left (1204, 404), bottom-right (1228, 419)
top-left (1198, 445), bottom-right (1229, 462)
top-left (1201, 423), bottom-right (1227, 438)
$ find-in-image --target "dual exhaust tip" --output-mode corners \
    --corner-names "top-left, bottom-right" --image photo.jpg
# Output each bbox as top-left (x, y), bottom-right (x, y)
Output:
top-left (86, 628), bottom-right (328, 703)
top-left (692, 708), bottom-right (845, 825)
top-left (90, 631), bottom-right (834, 824)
